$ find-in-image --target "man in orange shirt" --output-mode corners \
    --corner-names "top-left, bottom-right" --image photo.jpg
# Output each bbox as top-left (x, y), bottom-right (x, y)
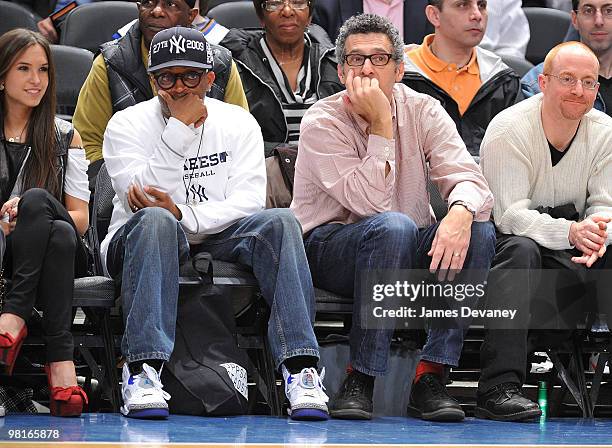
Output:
top-left (403, 0), bottom-right (522, 157)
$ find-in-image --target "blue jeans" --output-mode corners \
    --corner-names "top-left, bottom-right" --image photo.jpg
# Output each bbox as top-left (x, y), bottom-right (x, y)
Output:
top-left (304, 211), bottom-right (496, 376)
top-left (107, 207), bottom-right (319, 368)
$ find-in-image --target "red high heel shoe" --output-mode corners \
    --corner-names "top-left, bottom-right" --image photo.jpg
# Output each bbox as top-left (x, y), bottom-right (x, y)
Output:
top-left (45, 365), bottom-right (88, 417)
top-left (0, 325), bottom-right (27, 375)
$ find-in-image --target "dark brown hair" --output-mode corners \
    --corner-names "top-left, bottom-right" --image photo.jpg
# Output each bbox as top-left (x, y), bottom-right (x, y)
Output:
top-left (0, 29), bottom-right (59, 198)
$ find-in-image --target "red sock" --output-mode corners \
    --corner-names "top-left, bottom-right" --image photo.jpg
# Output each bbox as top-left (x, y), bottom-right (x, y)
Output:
top-left (413, 360), bottom-right (444, 383)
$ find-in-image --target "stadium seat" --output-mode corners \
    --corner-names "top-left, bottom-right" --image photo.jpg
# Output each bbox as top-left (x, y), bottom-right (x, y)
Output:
top-left (0, 1), bottom-right (37, 36)
top-left (208, 1), bottom-right (261, 29)
top-left (207, 0), bottom-right (246, 12)
top-left (501, 55), bottom-right (535, 78)
top-left (51, 45), bottom-right (94, 121)
top-left (59, 2), bottom-right (138, 53)
top-left (523, 7), bottom-right (571, 65)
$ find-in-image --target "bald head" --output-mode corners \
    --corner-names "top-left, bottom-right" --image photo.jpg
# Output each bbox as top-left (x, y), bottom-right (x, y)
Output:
top-left (543, 41), bottom-right (599, 76)
top-left (539, 41), bottom-right (600, 122)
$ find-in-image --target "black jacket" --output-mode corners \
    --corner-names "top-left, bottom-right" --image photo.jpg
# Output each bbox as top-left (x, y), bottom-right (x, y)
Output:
top-left (402, 47), bottom-right (523, 157)
top-left (101, 21), bottom-right (233, 115)
top-left (0, 117), bottom-right (72, 204)
top-left (220, 25), bottom-right (343, 144)
top-left (313, 0), bottom-right (432, 44)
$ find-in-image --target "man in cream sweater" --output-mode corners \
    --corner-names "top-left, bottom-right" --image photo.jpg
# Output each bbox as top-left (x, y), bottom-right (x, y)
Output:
top-left (479, 41), bottom-right (612, 421)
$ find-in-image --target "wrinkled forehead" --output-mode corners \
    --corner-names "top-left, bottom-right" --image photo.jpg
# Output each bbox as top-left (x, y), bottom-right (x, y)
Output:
top-left (344, 33), bottom-right (393, 54)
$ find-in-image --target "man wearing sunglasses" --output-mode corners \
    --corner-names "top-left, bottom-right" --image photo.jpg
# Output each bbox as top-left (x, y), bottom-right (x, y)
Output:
top-left (402, 0), bottom-right (522, 158)
top-left (478, 41), bottom-right (612, 421)
top-left (102, 27), bottom-right (329, 420)
top-left (73, 0), bottom-right (248, 189)
top-left (292, 14), bottom-right (496, 422)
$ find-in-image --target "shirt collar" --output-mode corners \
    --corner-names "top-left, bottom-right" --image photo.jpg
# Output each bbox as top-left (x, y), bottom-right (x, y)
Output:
top-left (420, 34), bottom-right (479, 75)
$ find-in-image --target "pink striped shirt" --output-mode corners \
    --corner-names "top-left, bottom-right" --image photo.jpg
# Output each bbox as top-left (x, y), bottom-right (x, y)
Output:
top-left (290, 84), bottom-right (493, 234)
top-left (364, 0), bottom-right (404, 41)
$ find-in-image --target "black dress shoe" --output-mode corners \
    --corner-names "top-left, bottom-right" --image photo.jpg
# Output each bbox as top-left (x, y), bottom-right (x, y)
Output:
top-left (475, 382), bottom-right (541, 421)
top-left (407, 373), bottom-right (465, 421)
top-left (330, 372), bottom-right (374, 419)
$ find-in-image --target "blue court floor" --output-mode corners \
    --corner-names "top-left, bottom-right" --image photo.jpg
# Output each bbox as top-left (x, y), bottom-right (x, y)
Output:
top-left (0, 414), bottom-right (612, 446)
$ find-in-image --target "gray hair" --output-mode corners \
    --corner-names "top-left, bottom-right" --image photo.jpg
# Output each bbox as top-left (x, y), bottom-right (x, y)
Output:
top-left (335, 14), bottom-right (404, 65)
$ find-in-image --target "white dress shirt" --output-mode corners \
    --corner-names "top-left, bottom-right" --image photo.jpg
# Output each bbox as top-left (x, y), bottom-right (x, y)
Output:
top-left (481, 0), bottom-right (530, 59)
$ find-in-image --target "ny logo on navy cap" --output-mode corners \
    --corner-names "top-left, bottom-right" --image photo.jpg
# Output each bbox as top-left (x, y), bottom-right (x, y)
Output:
top-left (148, 26), bottom-right (214, 73)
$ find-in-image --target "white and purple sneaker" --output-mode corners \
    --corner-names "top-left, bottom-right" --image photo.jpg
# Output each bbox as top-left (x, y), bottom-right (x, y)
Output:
top-left (282, 365), bottom-right (329, 420)
top-left (120, 363), bottom-right (170, 419)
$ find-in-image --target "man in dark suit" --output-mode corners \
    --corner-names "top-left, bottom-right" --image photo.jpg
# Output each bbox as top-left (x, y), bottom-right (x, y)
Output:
top-left (313, 0), bottom-right (432, 44)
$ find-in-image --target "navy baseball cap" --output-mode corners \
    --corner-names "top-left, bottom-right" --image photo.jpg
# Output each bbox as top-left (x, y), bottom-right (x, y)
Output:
top-left (147, 26), bottom-right (214, 73)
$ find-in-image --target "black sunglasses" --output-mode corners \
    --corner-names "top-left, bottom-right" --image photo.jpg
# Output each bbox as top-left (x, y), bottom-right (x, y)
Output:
top-left (154, 70), bottom-right (207, 89)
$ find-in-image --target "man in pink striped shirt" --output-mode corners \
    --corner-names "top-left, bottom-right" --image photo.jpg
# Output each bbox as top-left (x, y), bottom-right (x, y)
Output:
top-left (291, 14), bottom-right (495, 421)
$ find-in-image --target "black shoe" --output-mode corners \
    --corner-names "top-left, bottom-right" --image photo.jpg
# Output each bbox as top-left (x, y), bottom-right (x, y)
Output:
top-left (329, 372), bottom-right (374, 420)
top-left (475, 383), bottom-right (542, 421)
top-left (407, 373), bottom-right (465, 421)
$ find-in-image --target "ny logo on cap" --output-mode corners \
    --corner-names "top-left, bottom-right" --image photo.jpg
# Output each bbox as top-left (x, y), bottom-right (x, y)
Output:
top-left (169, 35), bottom-right (186, 54)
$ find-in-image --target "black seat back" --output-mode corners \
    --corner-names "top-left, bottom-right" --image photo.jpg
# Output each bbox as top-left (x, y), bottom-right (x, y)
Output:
top-left (91, 163), bottom-right (116, 275)
top-left (0, 1), bottom-right (37, 36)
top-left (207, 1), bottom-right (261, 29)
top-left (501, 55), bottom-right (535, 78)
top-left (51, 45), bottom-right (94, 121)
top-left (60, 2), bottom-right (138, 53)
top-left (524, 7), bottom-right (571, 65)
top-left (207, 0), bottom-right (245, 12)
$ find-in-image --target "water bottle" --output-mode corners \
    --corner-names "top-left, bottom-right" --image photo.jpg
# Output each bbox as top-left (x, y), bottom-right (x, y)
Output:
top-left (538, 380), bottom-right (548, 421)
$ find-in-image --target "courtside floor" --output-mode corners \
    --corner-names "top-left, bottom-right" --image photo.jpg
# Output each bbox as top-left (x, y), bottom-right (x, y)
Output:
top-left (0, 414), bottom-right (611, 447)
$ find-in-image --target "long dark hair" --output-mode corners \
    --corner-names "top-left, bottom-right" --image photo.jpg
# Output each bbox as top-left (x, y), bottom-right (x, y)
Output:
top-left (0, 29), bottom-right (59, 198)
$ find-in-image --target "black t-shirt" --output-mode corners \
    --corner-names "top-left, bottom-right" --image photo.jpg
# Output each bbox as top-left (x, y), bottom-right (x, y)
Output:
top-left (598, 75), bottom-right (612, 114)
top-left (0, 140), bottom-right (29, 204)
top-left (548, 128), bottom-right (579, 167)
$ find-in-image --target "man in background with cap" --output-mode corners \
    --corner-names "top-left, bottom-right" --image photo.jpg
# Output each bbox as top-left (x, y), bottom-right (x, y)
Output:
top-left (73, 0), bottom-right (248, 186)
top-left (102, 27), bottom-right (329, 421)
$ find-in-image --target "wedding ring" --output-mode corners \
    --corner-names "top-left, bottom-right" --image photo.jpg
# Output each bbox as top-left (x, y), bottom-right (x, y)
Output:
top-left (132, 205), bottom-right (138, 212)
top-left (453, 252), bottom-right (460, 257)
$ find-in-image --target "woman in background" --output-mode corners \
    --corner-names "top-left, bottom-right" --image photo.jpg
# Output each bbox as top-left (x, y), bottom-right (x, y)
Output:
top-left (220, 0), bottom-right (343, 145)
top-left (0, 28), bottom-right (89, 417)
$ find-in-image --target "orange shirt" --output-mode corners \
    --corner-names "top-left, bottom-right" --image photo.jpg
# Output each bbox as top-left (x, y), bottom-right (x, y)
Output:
top-left (407, 35), bottom-right (481, 116)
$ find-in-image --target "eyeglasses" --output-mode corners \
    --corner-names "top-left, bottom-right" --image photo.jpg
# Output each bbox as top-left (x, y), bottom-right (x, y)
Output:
top-left (262, 0), bottom-right (309, 12)
top-left (138, 0), bottom-right (181, 11)
top-left (344, 53), bottom-right (394, 67)
top-left (545, 73), bottom-right (600, 90)
top-left (154, 70), bottom-right (207, 89)
top-left (576, 5), bottom-right (612, 18)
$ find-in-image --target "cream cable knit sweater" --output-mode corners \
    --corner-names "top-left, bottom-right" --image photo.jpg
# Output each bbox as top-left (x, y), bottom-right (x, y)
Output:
top-left (481, 94), bottom-right (612, 250)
